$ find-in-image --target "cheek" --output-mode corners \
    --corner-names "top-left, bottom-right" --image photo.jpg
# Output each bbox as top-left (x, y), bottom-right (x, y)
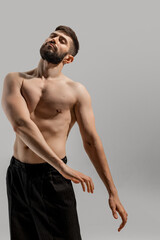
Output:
top-left (45, 38), bottom-right (50, 43)
top-left (60, 45), bottom-right (68, 52)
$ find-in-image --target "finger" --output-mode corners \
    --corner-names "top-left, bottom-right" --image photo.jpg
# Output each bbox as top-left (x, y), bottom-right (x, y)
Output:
top-left (90, 178), bottom-right (94, 193)
top-left (118, 211), bottom-right (128, 232)
top-left (112, 209), bottom-right (118, 219)
top-left (88, 179), bottom-right (93, 193)
top-left (87, 177), bottom-right (94, 193)
top-left (81, 180), bottom-right (86, 192)
top-left (118, 220), bottom-right (126, 232)
top-left (108, 199), bottom-right (118, 219)
top-left (89, 181), bottom-right (93, 193)
top-left (72, 178), bottom-right (81, 184)
top-left (85, 179), bottom-right (91, 193)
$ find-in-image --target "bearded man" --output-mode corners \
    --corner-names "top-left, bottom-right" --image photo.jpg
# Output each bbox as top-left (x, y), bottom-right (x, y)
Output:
top-left (1, 25), bottom-right (128, 240)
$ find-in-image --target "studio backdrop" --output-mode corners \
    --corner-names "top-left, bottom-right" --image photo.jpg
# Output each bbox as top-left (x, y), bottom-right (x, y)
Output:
top-left (0, 0), bottom-right (160, 239)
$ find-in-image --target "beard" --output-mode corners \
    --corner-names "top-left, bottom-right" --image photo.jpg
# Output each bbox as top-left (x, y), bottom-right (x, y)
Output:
top-left (39, 42), bottom-right (68, 64)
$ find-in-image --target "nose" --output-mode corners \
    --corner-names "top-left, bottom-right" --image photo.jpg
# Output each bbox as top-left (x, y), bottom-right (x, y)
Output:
top-left (50, 36), bottom-right (58, 44)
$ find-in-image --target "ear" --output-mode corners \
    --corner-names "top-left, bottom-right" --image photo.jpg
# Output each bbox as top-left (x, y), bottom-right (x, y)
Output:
top-left (63, 55), bottom-right (74, 64)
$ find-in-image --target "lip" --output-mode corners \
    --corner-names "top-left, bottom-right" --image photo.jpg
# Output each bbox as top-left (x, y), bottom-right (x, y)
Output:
top-left (49, 43), bottom-right (54, 47)
top-left (48, 42), bottom-right (56, 49)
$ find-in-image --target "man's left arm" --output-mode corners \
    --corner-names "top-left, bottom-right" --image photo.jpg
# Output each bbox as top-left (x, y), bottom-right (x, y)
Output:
top-left (74, 82), bottom-right (128, 232)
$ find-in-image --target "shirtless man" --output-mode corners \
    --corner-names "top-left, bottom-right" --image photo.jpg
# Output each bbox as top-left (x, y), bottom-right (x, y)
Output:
top-left (1, 25), bottom-right (128, 239)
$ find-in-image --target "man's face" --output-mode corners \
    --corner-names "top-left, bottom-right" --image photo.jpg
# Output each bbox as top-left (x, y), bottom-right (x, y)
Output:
top-left (40, 30), bottom-right (73, 64)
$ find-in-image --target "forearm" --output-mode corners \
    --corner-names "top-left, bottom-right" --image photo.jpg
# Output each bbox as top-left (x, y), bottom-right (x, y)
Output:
top-left (14, 120), bottom-right (65, 171)
top-left (84, 135), bottom-right (118, 196)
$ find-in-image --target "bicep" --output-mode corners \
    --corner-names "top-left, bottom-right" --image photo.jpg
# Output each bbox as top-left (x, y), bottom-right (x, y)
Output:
top-left (75, 84), bottom-right (98, 144)
top-left (1, 73), bottom-right (31, 131)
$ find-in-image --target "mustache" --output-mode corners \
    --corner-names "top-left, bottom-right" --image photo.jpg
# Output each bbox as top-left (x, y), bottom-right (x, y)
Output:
top-left (45, 41), bottom-right (57, 51)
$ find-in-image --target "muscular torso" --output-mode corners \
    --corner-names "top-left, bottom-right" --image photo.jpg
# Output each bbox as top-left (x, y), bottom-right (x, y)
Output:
top-left (13, 70), bottom-right (78, 163)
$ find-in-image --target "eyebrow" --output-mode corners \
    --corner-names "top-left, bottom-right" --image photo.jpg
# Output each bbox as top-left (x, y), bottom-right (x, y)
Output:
top-left (49, 32), bottom-right (68, 44)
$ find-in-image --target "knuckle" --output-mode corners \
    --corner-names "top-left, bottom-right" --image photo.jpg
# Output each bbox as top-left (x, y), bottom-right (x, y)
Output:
top-left (80, 178), bottom-right (84, 182)
top-left (86, 176), bottom-right (91, 181)
top-left (85, 177), bottom-right (90, 181)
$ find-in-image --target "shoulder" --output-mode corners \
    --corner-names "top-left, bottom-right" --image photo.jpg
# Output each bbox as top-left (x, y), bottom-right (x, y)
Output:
top-left (75, 82), bottom-right (91, 101)
top-left (62, 75), bottom-right (91, 102)
top-left (65, 75), bottom-right (89, 93)
top-left (3, 72), bottom-right (23, 87)
top-left (71, 81), bottom-right (92, 105)
top-left (5, 72), bottom-right (21, 78)
top-left (1, 72), bottom-right (24, 106)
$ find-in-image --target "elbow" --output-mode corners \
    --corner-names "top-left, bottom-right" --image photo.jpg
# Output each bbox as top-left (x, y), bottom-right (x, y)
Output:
top-left (83, 133), bottom-right (100, 148)
top-left (13, 124), bottom-right (21, 133)
top-left (13, 118), bottom-right (31, 133)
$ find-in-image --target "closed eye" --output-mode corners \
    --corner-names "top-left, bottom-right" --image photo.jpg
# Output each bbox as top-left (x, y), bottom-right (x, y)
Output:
top-left (49, 33), bottom-right (67, 45)
top-left (60, 37), bottom-right (66, 44)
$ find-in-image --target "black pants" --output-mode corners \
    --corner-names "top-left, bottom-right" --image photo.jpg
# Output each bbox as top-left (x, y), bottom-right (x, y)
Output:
top-left (6, 155), bottom-right (82, 240)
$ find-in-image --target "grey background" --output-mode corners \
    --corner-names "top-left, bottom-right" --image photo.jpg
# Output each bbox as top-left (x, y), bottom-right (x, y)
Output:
top-left (0, 0), bottom-right (160, 239)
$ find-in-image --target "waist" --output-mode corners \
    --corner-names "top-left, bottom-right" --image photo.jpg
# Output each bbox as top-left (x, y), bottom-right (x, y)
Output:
top-left (13, 136), bottom-right (67, 163)
top-left (9, 155), bottom-right (67, 174)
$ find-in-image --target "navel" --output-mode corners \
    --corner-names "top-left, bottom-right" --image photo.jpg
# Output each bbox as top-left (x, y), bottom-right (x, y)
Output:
top-left (24, 145), bottom-right (29, 149)
top-left (56, 109), bottom-right (62, 113)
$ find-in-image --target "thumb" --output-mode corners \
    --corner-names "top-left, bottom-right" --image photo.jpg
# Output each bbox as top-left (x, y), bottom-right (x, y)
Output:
top-left (72, 179), bottom-right (80, 183)
top-left (112, 210), bottom-right (118, 219)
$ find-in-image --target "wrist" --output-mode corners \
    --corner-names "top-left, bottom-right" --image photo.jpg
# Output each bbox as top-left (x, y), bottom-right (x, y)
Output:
top-left (56, 160), bottom-right (66, 173)
top-left (108, 188), bottom-right (118, 197)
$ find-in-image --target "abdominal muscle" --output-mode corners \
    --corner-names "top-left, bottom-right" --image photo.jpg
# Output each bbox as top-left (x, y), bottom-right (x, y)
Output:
top-left (13, 135), bottom-right (67, 164)
top-left (12, 71), bottom-right (77, 164)
top-left (13, 113), bottom-right (75, 164)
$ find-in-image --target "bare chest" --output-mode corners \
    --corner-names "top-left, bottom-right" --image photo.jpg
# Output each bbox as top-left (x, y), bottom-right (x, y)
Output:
top-left (21, 77), bottom-right (76, 119)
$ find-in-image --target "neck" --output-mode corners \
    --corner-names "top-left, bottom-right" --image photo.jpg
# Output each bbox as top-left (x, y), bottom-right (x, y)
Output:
top-left (35, 58), bottom-right (64, 79)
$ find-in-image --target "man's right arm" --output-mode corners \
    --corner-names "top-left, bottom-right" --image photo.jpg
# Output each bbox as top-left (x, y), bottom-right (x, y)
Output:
top-left (1, 72), bottom-right (65, 171)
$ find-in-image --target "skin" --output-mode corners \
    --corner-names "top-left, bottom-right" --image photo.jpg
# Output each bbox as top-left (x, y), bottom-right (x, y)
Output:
top-left (1, 30), bottom-right (128, 232)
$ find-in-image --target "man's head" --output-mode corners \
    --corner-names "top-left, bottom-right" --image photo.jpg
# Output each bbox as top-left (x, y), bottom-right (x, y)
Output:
top-left (40, 25), bottom-right (79, 65)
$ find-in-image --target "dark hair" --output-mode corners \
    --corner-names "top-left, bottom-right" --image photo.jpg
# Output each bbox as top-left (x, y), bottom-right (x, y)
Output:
top-left (55, 25), bottom-right (79, 57)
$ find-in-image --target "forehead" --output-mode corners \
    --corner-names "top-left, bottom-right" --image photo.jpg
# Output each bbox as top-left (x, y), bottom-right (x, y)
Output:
top-left (49, 30), bottom-right (72, 44)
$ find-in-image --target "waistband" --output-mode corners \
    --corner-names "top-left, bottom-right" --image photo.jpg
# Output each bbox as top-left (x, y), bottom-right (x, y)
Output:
top-left (9, 155), bottom-right (67, 172)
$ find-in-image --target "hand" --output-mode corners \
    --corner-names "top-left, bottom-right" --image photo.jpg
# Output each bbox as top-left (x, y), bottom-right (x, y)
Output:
top-left (108, 192), bottom-right (128, 232)
top-left (59, 164), bottom-right (94, 193)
